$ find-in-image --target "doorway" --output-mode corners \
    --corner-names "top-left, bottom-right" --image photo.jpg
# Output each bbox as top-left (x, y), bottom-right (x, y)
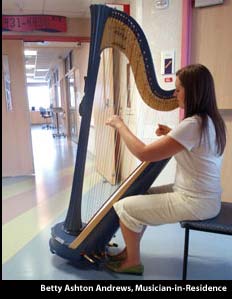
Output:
top-left (66, 71), bottom-right (78, 142)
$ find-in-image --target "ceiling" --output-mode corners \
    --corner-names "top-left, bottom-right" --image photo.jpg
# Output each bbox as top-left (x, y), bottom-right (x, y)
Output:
top-left (23, 42), bottom-right (79, 83)
top-left (2, 0), bottom-right (130, 18)
top-left (2, 0), bottom-right (130, 84)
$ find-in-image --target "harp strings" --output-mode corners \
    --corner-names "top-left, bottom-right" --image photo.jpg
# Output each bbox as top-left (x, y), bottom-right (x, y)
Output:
top-left (81, 53), bottom-right (139, 224)
top-left (82, 49), bottom-right (114, 223)
top-left (114, 58), bottom-right (137, 181)
top-left (81, 14), bottom-right (170, 226)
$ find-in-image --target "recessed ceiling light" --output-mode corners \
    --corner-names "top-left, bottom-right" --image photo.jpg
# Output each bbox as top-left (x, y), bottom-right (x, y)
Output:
top-left (26, 65), bottom-right (35, 69)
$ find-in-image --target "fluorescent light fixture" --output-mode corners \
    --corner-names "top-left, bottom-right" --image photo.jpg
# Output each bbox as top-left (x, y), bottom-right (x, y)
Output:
top-left (26, 78), bottom-right (47, 83)
top-left (26, 73), bottom-right (34, 76)
top-left (24, 50), bottom-right (37, 56)
top-left (26, 65), bottom-right (35, 69)
top-left (36, 69), bottom-right (49, 72)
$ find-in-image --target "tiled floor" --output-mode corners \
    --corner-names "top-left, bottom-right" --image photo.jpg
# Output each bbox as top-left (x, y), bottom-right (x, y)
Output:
top-left (2, 126), bottom-right (232, 280)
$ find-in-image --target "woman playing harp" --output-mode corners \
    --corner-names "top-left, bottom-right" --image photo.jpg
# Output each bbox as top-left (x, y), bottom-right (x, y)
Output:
top-left (105, 64), bottom-right (226, 275)
top-left (49, 4), bottom-right (191, 265)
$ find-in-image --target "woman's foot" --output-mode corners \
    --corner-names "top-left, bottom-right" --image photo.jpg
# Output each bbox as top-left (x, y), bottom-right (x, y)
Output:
top-left (105, 260), bottom-right (144, 275)
top-left (107, 248), bottom-right (127, 262)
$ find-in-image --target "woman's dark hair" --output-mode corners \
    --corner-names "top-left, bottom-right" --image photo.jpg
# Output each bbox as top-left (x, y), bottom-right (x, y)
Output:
top-left (176, 64), bottom-right (226, 155)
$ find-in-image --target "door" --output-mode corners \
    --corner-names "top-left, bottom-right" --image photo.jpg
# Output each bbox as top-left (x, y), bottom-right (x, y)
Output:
top-left (66, 71), bottom-right (78, 143)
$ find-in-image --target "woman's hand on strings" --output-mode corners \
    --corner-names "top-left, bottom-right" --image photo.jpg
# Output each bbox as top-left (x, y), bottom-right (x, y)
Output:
top-left (106, 117), bottom-right (182, 162)
top-left (106, 115), bottom-right (125, 130)
top-left (155, 124), bottom-right (171, 136)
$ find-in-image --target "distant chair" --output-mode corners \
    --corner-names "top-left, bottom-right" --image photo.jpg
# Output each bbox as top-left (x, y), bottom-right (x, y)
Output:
top-left (39, 107), bottom-right (53, 129)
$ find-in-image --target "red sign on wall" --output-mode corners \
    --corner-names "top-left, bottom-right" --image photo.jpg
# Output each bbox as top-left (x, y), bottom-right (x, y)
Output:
top-left (164, 77), bottom-right (173, 83)
top-left (106, 4), bottom-right (130, 15)
top-left (2, 15), bottom-right (67, 32)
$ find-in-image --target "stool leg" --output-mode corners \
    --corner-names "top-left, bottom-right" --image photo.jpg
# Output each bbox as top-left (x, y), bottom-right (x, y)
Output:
top-left (182, 228), bottom-right (189, 280)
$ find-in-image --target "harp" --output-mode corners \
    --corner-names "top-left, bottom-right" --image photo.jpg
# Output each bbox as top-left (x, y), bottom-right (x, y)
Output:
top-left (49, 5), bottom-right (178, 263)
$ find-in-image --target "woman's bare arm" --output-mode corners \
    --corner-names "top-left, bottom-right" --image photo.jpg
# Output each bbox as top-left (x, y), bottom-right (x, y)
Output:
top-left (106, 115), bottom-right (184, 162)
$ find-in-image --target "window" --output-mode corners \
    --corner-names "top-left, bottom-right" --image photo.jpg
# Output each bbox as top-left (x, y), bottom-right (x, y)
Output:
top-left (27, 85), bottom-right (51, 110)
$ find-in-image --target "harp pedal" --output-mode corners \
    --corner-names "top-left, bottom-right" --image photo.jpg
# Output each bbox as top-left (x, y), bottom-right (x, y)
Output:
top-left (92, 254), bottom-right (102, 260)
top-left (107, 242), bottom-right (118, 248)
top-left (83, 254), bottom-right (95, 264)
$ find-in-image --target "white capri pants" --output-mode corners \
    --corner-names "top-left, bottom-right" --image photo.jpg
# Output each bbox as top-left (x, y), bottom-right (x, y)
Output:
top-left (113, 184), bottom-right (221, 233)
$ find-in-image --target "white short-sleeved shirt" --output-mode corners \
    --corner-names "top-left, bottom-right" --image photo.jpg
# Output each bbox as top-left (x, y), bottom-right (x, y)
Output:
top-left (168, 115), bottom-right (223, 198)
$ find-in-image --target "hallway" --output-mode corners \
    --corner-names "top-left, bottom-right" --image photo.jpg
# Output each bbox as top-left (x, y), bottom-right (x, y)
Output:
top-left (2, 126), bottom-right (232, 280)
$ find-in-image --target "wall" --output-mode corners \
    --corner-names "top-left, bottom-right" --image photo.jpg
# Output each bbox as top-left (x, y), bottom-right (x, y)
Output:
top-left (221, 111), bottom-right (232, 201)
top-left (191, 2), bottom-right (232, 109)
top-left (2, 40), bottom-right (34, 176)
top-left (130, 0), bottom-right (182, 185)
top-left (190, 2), bottom-right (232, 202)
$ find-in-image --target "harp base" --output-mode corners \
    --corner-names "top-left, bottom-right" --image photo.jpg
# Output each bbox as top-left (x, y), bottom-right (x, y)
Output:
top-left (49, 222), bottom-right (84, 262)
top-left (49, 221), bottom-right (111, 264)
top-left (49, 160), bottom-right (170, 266)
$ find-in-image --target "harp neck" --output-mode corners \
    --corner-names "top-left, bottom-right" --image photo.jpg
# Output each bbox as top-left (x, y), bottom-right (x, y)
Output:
top-left (98, 5), bottom-right (178, 111)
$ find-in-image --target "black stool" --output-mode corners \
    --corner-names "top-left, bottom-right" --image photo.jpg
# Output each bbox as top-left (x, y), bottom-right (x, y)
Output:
top-left (180, 201), bottom-right (232, 280)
